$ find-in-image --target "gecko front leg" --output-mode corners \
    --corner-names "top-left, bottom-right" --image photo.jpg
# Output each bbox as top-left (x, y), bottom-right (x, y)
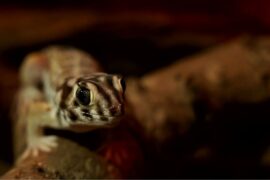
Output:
top-left (18, 99), bottom-right (60, 162)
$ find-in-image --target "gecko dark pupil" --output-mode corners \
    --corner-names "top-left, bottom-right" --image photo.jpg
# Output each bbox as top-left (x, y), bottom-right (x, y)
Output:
top-left (76, 87), bottom-right (90, 105)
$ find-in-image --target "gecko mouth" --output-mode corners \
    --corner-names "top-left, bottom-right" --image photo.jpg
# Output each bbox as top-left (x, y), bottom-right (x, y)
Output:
top-left (81, 112), bottom-right (122, 124)
top-left (82, 112), bottom-right (121, 119)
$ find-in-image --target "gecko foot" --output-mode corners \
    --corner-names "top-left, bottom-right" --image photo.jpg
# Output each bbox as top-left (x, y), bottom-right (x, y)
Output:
top-left (17, 135), bottom-right (58, 163)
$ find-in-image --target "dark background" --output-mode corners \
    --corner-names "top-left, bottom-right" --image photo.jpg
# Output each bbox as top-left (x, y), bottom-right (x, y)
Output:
top-left (1, 0), bottom-right (270, 178)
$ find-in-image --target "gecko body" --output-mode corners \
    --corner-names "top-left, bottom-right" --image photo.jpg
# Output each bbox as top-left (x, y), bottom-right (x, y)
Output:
top-left (18, 46), bottom-right (125, 159)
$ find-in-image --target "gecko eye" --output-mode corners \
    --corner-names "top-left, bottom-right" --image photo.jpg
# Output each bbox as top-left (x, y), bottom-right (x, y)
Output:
top-left (120, 78), bottom-right (126, 92)
top-left (76, 87), bottom-right (91, 106)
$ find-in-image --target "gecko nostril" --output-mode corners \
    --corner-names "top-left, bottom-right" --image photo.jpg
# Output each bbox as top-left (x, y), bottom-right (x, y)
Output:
top-left (109, 104), bottom-right (122, 116)
top-left (109, 107), bottom-right (118, 115)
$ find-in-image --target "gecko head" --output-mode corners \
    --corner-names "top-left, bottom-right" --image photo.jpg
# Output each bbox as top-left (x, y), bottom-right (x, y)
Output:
top-left (61, 73), bottom-right (125, 127)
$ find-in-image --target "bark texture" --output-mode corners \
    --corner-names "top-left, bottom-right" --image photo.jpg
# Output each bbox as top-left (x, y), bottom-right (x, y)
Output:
top-left (3, 138), bottom-right (119, 179)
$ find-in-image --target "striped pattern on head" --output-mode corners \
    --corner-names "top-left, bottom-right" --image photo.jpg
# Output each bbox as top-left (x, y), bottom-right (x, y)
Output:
top-left (56, 73), bottom-right (125, 127)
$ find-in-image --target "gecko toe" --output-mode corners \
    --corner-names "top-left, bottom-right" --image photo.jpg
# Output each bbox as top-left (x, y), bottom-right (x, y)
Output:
top-left (18, 135), bottom-right (59, 163)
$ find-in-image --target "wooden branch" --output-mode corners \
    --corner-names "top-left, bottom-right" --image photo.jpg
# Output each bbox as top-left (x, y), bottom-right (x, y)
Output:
top-left (126, 36), bottom-right (270, 142)
top-left (6, 112), bottom-right (143, 179)
top-left (2, 138), bottom-right (120, 179)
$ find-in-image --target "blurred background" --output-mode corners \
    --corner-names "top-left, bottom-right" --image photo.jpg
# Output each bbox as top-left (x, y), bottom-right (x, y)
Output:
top-left (1, 0), bottom-right (270, 178)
